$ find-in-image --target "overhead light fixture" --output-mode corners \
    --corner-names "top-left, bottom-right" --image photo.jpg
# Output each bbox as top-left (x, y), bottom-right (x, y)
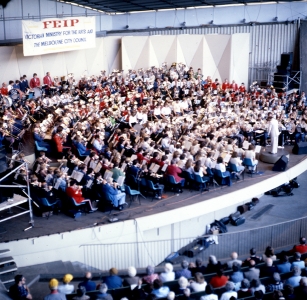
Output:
top-left (247, 1), bottom-right (276, 5)
top-left (125, 25), bottom-right (129, 29)
top-left (242, 18), bottom-right (246, 23)
top-left (274, 17), bottom-right (278, 21)
top-left (218, 3), bottom-right (244, 7)
top-left (209, 20), bottom-right (214, 24)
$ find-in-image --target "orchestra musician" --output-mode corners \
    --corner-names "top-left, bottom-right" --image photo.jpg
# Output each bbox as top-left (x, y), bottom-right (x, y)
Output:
top-left (29, 73), bottom-right (41, 98)
top-left (43, 72), bottom-right (53, 96)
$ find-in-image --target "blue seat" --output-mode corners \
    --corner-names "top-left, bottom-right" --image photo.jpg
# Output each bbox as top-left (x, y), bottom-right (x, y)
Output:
top-left (76, 148), bottom-right (88, 160)
top-left (167, 175), bottom-right (183, 193)
top-left (242, 158), bottom-right (258, 177)
top-left (206, 167), bottom-right (219, 188)
top-left (39, 197), bottom-right (61, 219)
top-left (35, 141), bottom-right (47, 152)
top-left (124, 184), bottom-right (141, 207)
top-left (146, 180), bottom-right (163, 201)
top-left (228, 163), bottom-right (245, 181)
top-left (214, 169), bottom-right (232, 186)
top-left (182, 171), bottom-right (195, 191)
top-left (66, 197), bottom-right (87, 217)
top-left (194, 174), bottom-right (209, 193)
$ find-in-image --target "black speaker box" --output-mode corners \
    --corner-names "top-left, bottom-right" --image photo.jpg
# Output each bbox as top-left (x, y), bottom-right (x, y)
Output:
top-left (292, 142), bottom-right (307, 155)
top-left (272, 155), bottom-right (289, 172)
top-left (280, 52), bottom-right (293, 68)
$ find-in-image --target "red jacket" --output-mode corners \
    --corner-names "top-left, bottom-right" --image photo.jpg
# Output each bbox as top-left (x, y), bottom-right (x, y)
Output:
top-left (53, 134), bottom-right (63, 152)
top-left (165, 165), bottom-right (183, 182)
top-left (30, 77), bottom-right (41, 88)
top-left (66, 186), bottom-right (84, 203)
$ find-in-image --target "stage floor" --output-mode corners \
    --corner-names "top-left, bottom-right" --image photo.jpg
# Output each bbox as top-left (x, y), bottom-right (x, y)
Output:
top-left (1, 145), bottom-right (306, 244)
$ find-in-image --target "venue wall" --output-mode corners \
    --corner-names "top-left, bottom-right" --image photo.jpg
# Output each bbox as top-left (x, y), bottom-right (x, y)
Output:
top-left (122, 34), bottom-right (249, 86)
top-left (0, 36), bottom-right (121, 84)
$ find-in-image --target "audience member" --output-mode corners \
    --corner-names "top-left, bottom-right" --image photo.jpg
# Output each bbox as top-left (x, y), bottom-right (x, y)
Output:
top-left (104, 268), bottom-right (122, 289)
top-left (9, 275), bottom-right (33, 300)
top-left (276, 254), bottom-right (291, 274)
top-left (291, 252), bottom-right (305, 270)
top-left (58, 274), bottom-right (74, 295)
top-left (175, 276), bottom-right (190, 295)
top-left (244, 260), bottom-right (260, 281)
top-left (220, 281), bottom-right (237, 300)
top-left (44, 279), bottom-right (66, 300)
top-left (189, 272), bottom-right (207, 292)
top-left (160, 263), bottom-right (175, 283)
top-left (123, 266), bottom-right (139, 287)
top-left (209, 269), bottom-right (228, 288)
top-left (244, 248), bottom-right (262, 265)
top-left (266, 273), bottom-right (283, 292)
top-left (73, 287), bottom-right (89, 300)
top-left (143, 265), bottom-right (159, 284)
top-left (250, 279), bottom-right (266, 295)
top-left (285, 265), bottom-right (302, 287)
top-left (289, 237), bottom-right (307, 254)
top-left (260, 257), bottom-right (278, 278)
top-left (175, 260), bottom-right (192, 279)
top-left (151, 279), bottom-right (170, 298)
top-left (227, 252), bottom-right (242, 269)
top-left (262, 246), bottom-right (276, 262)
top-left (96, 283), bottom-right (113, 300)
top-left (200, 284), bottom-right (218, 300)
top-left (78, 272), bottom-right (96, 292)
top-left (237, 279), bottom-right (252, 299)
top-left (230, 263), bottom-right (244, 290)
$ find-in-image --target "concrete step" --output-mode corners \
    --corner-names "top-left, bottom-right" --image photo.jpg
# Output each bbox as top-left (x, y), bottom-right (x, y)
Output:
top-left (0, 273), bottom-right (15, 284)
top-left (71, 261), bottom-right (101, 273)
top-left (0, 256), bottom-right (14, 265)
top-left (0, 262), bottom-right (17, 275)
top-left (0, 250), bottom-right (10, 256)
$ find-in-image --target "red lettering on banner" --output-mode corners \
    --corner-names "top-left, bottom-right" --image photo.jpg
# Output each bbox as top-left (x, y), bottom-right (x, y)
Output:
top-left (42, 19), bottom-right (79, 29)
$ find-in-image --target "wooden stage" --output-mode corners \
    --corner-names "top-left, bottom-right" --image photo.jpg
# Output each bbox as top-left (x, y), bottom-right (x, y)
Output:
top-left (0, 145), bottom-right (306, 244)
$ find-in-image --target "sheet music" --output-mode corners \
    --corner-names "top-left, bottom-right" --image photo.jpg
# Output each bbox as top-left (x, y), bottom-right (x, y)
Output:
top-left (213, 151), bottom-right (220, 160)
top-left (71, 170), bottom-right (84, 182)
top-left (89, 160), bottom-right (98, 170)
top-left (104, 170), bottom-right (113, 180)
top-left (242, 140), bottom-right (250, 150)
top-left (117, 176), bottom-right (125, 186)
top-left (83, 156), bottom-right (90, 165)
top-left (54, 178), bottom-right (62, 190)
top-left (152, 164), bottom-right (160, 173)
top-left (86, 179), bottom-right (93, 188)
top-left (161, 164), bottom-right (168, 172)
top-left (149, 163), bottom-right (156, 171)
top-left (255, 145), bottom-right (261, 153)
top-left (223, 154), bottom-right (231, 163)
top-left (94, 162), bottom-right (102, 173)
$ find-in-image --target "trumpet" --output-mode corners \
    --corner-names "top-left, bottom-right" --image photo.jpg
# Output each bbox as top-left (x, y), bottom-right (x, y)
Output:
top-left (1, 129), bottom-right (19, 139)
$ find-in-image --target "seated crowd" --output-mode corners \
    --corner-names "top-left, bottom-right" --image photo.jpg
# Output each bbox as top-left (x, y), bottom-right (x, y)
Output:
top-left (9, 237), bottom-right (307, 300)
top-left (3, 63), bottom-right (307, 213)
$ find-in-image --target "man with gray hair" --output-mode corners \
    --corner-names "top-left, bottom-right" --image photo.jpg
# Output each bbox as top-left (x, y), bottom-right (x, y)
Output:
top-left (291, 252), bottom-right (305, 270)
top-left (220, 281), bottom-right (237, 300)
top-left (101, 178), bottom-right (127, 210)
top-left (227, 252), bottom-right (242, 269)
top-left (96, 283), bottom-right (113, 300)
top-left (175, 260), bottom-right (192, 279)
top-left (285, 266), bottom-right (302, 287)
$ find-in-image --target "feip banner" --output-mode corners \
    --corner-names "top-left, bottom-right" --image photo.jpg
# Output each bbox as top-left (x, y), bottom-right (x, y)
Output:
top-left (22, 16), bottom-right (96, 56)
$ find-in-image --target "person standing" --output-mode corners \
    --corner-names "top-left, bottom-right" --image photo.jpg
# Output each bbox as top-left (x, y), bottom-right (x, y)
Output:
top-left (43, 72), bottom-right (53, 96)
top-left (9, 275), bottom-right (33, 300)
top-left (267, 114), bottom-right (280, 154)
top-left (29, 73), bottom-right (41, 98)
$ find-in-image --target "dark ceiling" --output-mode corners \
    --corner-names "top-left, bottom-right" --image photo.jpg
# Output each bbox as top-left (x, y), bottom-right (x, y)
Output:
top-left (60, 0), bottom-right (302, 13)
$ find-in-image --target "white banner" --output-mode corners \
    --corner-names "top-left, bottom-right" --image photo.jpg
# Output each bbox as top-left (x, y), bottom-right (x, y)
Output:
top-left (22, 16), bottom-right (96, 56)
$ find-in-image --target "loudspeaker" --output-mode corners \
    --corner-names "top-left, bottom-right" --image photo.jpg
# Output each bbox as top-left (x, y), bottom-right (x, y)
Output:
top-left (280, 52), bottom-right (293, 68)
top-left (272, 155), bottom-right (289, 172)
top-left (292, 142), bottom-right (307, 155)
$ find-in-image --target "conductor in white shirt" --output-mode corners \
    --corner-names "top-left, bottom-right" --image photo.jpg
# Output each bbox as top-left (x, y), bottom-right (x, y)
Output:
top-left (267, 114), bottom-right (280, 154)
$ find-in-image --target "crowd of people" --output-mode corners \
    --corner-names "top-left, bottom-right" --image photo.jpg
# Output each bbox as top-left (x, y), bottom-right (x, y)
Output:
top-left (8, 237), bottom-right (307, 300)
top-left (1, 62), bottom-right (306, 211)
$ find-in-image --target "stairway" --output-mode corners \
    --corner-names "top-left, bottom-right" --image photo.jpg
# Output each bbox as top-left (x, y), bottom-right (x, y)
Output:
top-left (0, 249), bottom-right (17, 286)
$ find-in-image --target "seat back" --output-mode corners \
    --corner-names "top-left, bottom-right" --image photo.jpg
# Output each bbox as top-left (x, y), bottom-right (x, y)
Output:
top-left (243, 158), bottom-right (254, 167)
top-left (35, 141), bottom-right (47, 151)
top-left (40, 197), bottom-right (52, 207)
top-left (206, 167), bottom-right (214, 177)
top-left (68, 197), bottom-right (84, 208)
top-left (228, 163), bottom-right (239, 172)
top-left (214, 169), bottom-right (226, 178)
top-left (167, 175), bottom-right (178, 184)
top-left (194, 174), bottom-right (203, 183)
top-left (124, 184), bottom-right (132, 195)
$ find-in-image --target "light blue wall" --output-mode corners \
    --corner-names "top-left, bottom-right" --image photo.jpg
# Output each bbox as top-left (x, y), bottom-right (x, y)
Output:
top-left (110, 1), bottom-right (307, 30)
top-left (0, 0), bottom-right (306, 40)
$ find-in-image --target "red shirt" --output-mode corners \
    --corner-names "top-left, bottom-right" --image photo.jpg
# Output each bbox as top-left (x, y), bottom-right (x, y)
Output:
top-left (0, 87), bottom-right (8, 95)
top-left (66, 186), bottom-right (84, 203)
top-left (165, 165), bottom-right (183, 182)
top-left (291, 244), bottom-right (307, 254)
top-left (53, 134), bottom-right (63, 152)
top-left (209, 275), bottom-right (228, 288)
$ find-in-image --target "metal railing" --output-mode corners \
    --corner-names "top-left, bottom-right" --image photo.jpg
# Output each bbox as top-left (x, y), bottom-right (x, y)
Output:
top-left (80, 216), bottom-right (307, 271)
